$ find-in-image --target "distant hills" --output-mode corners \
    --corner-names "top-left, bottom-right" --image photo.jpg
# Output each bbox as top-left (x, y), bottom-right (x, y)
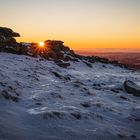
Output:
top-left (76, 51), bottom-right (140, 70)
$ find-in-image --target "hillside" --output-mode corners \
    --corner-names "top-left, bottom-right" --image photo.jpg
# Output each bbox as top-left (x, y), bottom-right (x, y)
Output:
top-left (76, 51), bottom-right (140, 70)
top-left (0, 52), bottom-right (140, 140)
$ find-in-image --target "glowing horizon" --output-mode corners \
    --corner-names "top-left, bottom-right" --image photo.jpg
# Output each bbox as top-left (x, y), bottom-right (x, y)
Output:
top-left (0, 0), bottom-right (140, 51)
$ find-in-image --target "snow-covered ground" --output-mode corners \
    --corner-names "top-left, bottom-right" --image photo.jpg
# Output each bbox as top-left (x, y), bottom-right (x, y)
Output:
top-left (0, 53), bottom-right (140, 140)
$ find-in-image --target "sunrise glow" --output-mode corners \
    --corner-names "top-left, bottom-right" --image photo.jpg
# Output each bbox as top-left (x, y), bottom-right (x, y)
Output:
top-left (39, 42), bottom-right (44, 47)
top-left (0, 0), bottom-right (140, 52)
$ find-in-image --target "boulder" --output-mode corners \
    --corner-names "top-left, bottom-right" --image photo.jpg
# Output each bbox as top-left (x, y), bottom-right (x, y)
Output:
top-left (123, 80), bottom-right (140, 96)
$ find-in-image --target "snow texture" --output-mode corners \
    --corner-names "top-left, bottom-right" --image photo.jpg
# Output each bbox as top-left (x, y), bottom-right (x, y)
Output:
top-left (0, 53), bottom-right (140, 140)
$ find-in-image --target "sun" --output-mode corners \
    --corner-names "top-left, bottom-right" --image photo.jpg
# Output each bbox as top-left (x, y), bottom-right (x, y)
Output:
top-left (39, 41), bottom-right (44, 47)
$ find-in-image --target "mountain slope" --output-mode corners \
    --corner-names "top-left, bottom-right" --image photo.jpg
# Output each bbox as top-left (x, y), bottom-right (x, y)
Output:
top-left (0, 52), bottom-right (140, 140)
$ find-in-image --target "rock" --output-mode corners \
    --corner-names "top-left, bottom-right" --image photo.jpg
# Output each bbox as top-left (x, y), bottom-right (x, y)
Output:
top-left (130, 135), bottom-right (136, 139)
top-left (56, 62), bottom-right (70, 68)
top-left (52, 71), bottom-right (71, 81)
top-left (64, 76), bottom-right (71, 81)
top-left (1, 90), bottom-right (19, 102)
top-left (80, 102), bottom-right (91, 108)
top-left (110, 88), bottom-right (119, 93)
top-left (123, 80), bottom-right (140, 96)
top-left (83, 61), bottom-right (92, 68)
top-left (0, 27), bottom-right (21, 54)
top-left (120, 96), bottom-right (128, 100)
top-left (0, 27), bottom-right (20, 38)
top-left (52, 71), bottom-right (62, 79)
top-left (29, 40), bottom-right (77, 63)
top-left (50, 92), bottom-right (63, 99)
top-left (71, 112), bottom-right (81, 120)
top-left (117, 133), bottom-right (125, 138)
top-left (35, 103), bottom-right (42, 105)
top-left (63, 55), bottom-right (73, 61)
top-left (52, 111), bottom-right (63, 118)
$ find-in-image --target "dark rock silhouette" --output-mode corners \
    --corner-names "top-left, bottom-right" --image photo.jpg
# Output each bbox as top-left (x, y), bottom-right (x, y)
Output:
top-left (0, 27), bottom-right (20, 37)
top-left (0, 27), bottom-right (22, 53)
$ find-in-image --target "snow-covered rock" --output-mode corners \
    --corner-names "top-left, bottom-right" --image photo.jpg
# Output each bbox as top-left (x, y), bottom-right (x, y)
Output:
top-left (124, 80), bottom-right (140, 96)
top-left (0, 52), bottom-right (140, 140)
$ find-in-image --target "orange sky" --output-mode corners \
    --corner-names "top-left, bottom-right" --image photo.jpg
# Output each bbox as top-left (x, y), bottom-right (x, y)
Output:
top-left (0, 0), bottom-right (140, 52)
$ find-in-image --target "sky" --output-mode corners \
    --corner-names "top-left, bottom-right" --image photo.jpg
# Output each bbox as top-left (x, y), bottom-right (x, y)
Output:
top-left (0, 0), bottom-right (140, 51)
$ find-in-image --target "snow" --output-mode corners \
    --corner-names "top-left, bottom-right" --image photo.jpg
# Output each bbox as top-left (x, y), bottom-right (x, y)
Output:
top-left (0, 52), bottom-right (140, 140)
top-left (21, 42), bottom-right (31, 46)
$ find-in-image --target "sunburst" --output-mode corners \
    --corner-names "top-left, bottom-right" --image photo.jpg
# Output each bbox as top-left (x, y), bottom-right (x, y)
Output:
top-left (39, 41), bottom-right (44, 47)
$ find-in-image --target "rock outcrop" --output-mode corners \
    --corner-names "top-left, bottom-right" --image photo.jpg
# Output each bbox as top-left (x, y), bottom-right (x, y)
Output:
top-left (0, 27), bottom-right (128, 69)
top-left (0, 27), bottom-right (21, 53)
top-left (30, 40), bottom-right (77, 68)
top-left (0, 27), bottom-right (20, 38)
top-left (30, 40), bottom-right (75, 58)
